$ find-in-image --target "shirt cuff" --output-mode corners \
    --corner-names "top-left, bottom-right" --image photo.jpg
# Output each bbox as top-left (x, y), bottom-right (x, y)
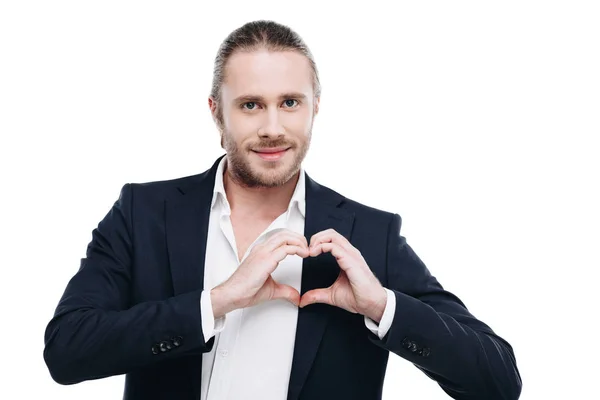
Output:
top-left (364, 288), bottom-right (396, 340)
top-left (200, 289), bottom-right (226, 344)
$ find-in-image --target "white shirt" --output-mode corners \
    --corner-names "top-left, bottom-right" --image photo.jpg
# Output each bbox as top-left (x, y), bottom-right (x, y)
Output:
top-left (198, 155), bottom-right (396, 400)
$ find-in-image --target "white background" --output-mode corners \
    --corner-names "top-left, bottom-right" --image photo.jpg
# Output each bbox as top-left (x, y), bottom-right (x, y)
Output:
top-left (1, 1), bottom-right (598, 399)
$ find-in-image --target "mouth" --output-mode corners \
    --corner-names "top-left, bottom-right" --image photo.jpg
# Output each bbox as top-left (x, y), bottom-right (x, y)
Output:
top-left (252, 147), bottom-right (291, 161)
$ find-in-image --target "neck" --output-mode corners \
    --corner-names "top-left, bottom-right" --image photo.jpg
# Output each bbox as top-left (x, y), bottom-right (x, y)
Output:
top-left (223, 161), bottom-right (300, 219)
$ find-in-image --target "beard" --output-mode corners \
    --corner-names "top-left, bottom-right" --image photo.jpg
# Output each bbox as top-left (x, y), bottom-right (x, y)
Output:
top-left (221, 127), bottom-right (312, 189)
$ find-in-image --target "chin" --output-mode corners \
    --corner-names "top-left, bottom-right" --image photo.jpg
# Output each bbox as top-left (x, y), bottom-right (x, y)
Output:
top-left (253, 165), bottom-right (296, 186)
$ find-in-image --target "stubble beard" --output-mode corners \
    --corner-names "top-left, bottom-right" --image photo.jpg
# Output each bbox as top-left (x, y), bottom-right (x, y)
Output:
top-left (221, 127), bottom-right (312, 189)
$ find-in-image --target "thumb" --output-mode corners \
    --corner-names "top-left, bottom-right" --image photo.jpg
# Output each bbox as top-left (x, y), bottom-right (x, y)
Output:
top-left (272, 282), bottom-right (301, 306)
top-left (299, 288), bottom-right (333, 308)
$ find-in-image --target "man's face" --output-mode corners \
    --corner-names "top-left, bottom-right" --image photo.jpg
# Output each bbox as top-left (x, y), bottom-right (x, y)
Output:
top-left (212, 49), bottom-right (318, 188)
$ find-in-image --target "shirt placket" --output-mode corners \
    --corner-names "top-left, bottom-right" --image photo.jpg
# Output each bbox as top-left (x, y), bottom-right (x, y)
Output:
top-left (208, 202), bottom-right (289, 400)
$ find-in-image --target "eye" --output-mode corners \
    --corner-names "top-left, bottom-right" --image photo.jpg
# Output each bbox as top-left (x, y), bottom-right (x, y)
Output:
top-left (283, 99), bottom-right (299, 108)
top-left (242, 102), bottom-right (259, 110)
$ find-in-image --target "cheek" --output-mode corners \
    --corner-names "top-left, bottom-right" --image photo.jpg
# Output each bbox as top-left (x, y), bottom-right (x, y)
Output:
top-left (286, 110), bottom-right (313, 132)
top-left (224, 110), bottom-right (257, 135)
top-left (221, 105), bottom-right (238, 128)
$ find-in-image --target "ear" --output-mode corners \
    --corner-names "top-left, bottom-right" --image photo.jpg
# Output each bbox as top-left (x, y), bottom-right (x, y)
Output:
top-left (209, 97), bottom-right (225, 130)
top-left (208, 97), bottom-right (218, 122)
top-left (314, 96), bottom-right (320, 115)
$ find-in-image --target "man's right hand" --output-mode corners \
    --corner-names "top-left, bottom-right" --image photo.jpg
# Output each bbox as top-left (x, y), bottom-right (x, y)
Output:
top-left (210, 230), bottom-right (310, 318)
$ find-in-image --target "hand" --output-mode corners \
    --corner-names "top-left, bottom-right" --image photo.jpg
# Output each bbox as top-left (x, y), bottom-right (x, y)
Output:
top-left (299, 229), bottom-right (388, 323)
top-left (211, 230), bottom-right (310, 318)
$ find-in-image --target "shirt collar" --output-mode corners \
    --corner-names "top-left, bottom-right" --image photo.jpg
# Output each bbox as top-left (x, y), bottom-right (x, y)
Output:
top-left (211, 154), bottom-right (306, 219)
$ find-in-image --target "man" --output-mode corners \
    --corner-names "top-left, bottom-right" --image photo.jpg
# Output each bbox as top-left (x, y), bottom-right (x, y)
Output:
top-left (44, 20), bottom-right (522, 400)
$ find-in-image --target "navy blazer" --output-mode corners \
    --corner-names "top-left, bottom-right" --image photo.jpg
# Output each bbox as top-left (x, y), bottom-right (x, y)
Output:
top-left (43, 154), bottom-right (522, 400)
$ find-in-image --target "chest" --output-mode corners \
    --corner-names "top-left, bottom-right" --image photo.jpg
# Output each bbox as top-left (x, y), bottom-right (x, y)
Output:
top-left (229, 215), bottom-right (277, 262)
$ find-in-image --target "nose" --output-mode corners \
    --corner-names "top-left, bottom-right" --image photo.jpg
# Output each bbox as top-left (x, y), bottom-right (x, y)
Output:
top-left (257, 107), bottom-right (284, 139)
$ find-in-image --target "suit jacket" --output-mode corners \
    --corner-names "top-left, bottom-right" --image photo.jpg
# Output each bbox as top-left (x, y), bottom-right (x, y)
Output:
top-left (43, 154), bottom-right (522, 400)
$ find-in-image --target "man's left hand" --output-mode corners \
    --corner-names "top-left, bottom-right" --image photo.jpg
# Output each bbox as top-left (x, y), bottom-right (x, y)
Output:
top-left (298, 229), bottom-right (388, 323)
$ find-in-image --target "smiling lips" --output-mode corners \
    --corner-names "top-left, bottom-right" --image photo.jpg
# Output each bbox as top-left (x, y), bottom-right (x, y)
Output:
top-left (253, 147), bottom-right (290, 161)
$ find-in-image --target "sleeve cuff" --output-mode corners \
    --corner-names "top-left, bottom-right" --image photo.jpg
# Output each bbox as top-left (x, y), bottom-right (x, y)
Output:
top-left (200, 290), bottom-right (226, 344)
top-left (364, 288), bottom-right (396, 340)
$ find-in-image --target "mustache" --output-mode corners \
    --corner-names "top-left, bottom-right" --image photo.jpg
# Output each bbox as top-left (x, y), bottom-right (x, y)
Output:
top-left (250, 141), bottom-right (294, 149)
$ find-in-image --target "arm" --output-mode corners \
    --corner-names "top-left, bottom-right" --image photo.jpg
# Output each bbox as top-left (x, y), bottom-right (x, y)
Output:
top-left (369, 213), bottom-right (522, 400)
top-left (43, 184), bottom-right (215, 385)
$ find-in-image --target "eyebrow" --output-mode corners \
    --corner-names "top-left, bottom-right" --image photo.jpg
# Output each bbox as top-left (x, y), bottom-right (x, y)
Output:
top-left (233, 92), bottom-right (308, 103)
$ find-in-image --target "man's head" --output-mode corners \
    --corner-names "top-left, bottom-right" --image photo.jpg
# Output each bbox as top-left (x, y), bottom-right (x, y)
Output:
top-left (208, 20), bottom-right (321, 188)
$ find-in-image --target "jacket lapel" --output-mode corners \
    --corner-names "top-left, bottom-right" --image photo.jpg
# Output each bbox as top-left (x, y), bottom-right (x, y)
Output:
top-left (166, 154), bottom-right (224, 297)
top-left (286, 173), bottom-right (356, 400)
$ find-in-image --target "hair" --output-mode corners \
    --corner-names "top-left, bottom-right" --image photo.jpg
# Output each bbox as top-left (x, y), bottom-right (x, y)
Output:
top-left (210, 20), bottom-right (321, 127)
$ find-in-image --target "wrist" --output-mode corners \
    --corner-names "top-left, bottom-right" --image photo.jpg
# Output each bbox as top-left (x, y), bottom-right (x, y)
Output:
top-left (211, 285), bottom-right (236, 318)
top-left (364, 287), bottom-right (388, 323)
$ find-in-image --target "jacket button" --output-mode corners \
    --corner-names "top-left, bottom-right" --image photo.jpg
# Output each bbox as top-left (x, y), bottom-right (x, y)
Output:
top-left (409, 342), bottom-right (418, 352)
top-left (159, 341), bottom-right (169, 352)
top-left (172, 336), bottom-right (183, 347)
top-left (422, 347), bottom-right (431, 357)
top-left (401, 337), bottom-right (411, 348)
top-left (151, 344), bottom-right (160, 355)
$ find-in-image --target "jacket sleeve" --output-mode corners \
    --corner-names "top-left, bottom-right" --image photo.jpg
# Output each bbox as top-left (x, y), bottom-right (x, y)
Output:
top-left (43, 183), bottom-right (215, 385)
top-left (369, 213), bottom-right (522, 400)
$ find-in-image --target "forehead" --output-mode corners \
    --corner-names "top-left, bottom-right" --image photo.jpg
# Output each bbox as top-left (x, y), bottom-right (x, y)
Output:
top-left (222, 49), bottom-right (313, 99)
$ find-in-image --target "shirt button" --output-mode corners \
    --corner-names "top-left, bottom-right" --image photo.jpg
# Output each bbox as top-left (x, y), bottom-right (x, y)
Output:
top-left (220, 349), bottom-right (229, 357)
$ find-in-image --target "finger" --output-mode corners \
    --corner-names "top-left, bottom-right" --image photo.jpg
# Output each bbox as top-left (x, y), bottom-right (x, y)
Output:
top-left (309, 229), bottom-right (353, 253)
top-left (310, 242), bottom-right (345, 261)
top-left (271, 282), bottom-right (300, 306)
top-left (273, 244), bottom-right (310, 262)
top-left (299, 288), bottom-right (333, 308)
top-left (270, 229), bottom-right (308, 247)
top-left (263, 231), bottom-right (308, 253)
top-left (255, 244), bottom-right (309, 277)
top-left (308, 229), bottom-right (333, 248)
